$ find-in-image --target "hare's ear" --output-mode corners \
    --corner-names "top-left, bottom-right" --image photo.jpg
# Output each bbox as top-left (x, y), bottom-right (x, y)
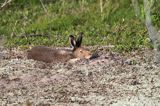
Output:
top-left (76, 32), bottom-right (83, 47)
top-left (69, 35), bottom-right (76, 48)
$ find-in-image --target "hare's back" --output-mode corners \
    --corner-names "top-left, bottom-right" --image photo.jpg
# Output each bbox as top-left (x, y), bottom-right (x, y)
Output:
top-left (27, 46), bottom-right (73, 63)
top-left (27, 46), bottom-right (56, 62)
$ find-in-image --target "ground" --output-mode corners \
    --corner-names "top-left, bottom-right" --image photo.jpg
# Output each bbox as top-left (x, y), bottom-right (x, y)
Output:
top-left (0, 46), bottom-right (160, 106)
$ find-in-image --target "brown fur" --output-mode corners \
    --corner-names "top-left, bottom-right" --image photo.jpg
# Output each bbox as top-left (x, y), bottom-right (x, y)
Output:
top-left (27, 33), bottom-right (93, 63)
top-left (27, 46), bottom-right (74, 63)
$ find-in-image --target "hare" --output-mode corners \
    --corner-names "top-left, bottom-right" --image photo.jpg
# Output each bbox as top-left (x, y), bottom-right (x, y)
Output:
top-left (27, 33), bottom-right (93, 63)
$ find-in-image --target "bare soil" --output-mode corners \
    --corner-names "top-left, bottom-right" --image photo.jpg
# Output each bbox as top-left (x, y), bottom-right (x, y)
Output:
top-left (0, 46), bottom-right (160, 106)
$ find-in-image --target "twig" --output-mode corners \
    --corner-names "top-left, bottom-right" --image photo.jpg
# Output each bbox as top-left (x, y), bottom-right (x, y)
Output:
top-left (0, 0), bottom-right (13, 10)
top-left (131, 0), bottom-right (140, 17)
top-left (11, 20), bottom-right (18, 38)
top-left (39, 0), bottom-right (48, 14)
top-left (100, 0), bottom-right (103, 14)
top-left (19, 34), bottom-right (50, 38)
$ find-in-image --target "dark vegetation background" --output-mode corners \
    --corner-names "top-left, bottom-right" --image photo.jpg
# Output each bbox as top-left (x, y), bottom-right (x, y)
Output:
top-left (0, 0), bottom-right (160, 52)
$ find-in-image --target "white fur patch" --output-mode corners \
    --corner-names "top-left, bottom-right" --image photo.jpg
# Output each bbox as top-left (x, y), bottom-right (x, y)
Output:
top-left (68, 58), bottom-right (80, 63)
top-left (58, 50), bottom-right (67, 54)
top-left (58, 50), bottom-right (71, 55)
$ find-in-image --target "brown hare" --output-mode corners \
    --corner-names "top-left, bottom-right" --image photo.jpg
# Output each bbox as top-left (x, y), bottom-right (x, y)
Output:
top-left (27, 33), bottom-right (94, 63)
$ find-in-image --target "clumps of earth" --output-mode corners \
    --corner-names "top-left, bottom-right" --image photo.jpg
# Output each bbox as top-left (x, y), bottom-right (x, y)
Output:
top-left (0, 46), bottom-right (160, 105)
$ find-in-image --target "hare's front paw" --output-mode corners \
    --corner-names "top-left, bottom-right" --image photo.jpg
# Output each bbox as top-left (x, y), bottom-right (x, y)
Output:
top-left (68, 58), bottom-right (81, 63)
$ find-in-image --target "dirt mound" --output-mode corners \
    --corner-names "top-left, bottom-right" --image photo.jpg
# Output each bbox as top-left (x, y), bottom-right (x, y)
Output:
top-left (0, 47), bottom-right (160, 105)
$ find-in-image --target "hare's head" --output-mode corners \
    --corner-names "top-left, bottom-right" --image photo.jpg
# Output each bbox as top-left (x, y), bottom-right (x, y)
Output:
top-left (69, 33), bottom-right (92, 59)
